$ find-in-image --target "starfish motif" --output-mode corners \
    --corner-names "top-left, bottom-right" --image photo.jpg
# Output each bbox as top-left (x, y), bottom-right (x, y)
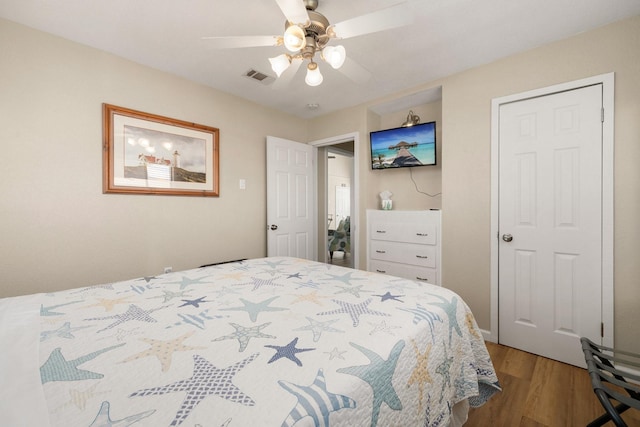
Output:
top-left (436, 344), bottom-right (454, 403)
top-left (465, 312), bottom-right (482, 339)
top-left (407, 339), bottom-right (433, 411)
top-left (130, 353), bottom-right (258, 426)
top-left (218, 272), bottom-right (246, 281)
top-left (287, 272), bottom-right (303, 279)
top-left (324, 347), bottom-right (347, 360)
top-left (289, 290), bottom-right (325, 305)
top-left (373, 291), bottom-right (404, 303)
top-left (279, 369), bottom-right (356, 426)
top-left (165, 275), bottom-right (212, 290)
top-left (325, 271), bottom-right (365, 286)
top-left (265, 337), bottom-right (314, 366)
top-left (220, 296), bottom-right (287, 322)
top-left (138, 276), bottom-right (159, 283)
top-left (179, 296), bottom-right (210, 308)
top-left (294, 316), bottom-right (343, 342)
top-left (168, 309), bottom-right (226, 330)
top-left (295, 279), bottom-right (321, 290)
top-left (84, 296), bottom-right (134, 312)
top-left (40, 301), bottom-right (80, 316)
top-left (235, 276), bottom-right (284, 291)
top-left (148, 289), bottom-right (192, 303)
top-left (427, 294), bottom-right (462, 344)
top-left (397, 303), bottom-right (443, 340)
top-left (40, 343), bottom-right (125, 383)
top-left (88, 401), bottom-right (155, 427)
top-left (317, 298), bottom-right (389, 327)
top-left (258, 259), bottom-right (289, 269)
top-left (213, 322), bottom-right (275, 352)
top-left (337, 341), bottom-right (405, 427)
top-left (40, 321), bottom-right (90, 341)
top-left (368, 320), bottom-right (401, 336)
top-left (211, 285), bottom-right (242, 298)
top-left (55, 383), bottom-right (107, 411)
top-left (120, 331), bottom-right (205, 372)
top-left (85, 304), bottom-right (166, 332)
top-left (334, 284), bottom-right (370, 298)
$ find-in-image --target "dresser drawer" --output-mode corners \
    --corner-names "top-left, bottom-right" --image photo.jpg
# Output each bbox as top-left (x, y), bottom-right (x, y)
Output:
top-left (370, 240), bottom-right (436, 268)
top-left (370, 260), bottom-right (438, 285)
top-left (369, 221), bottom-right (437, 245)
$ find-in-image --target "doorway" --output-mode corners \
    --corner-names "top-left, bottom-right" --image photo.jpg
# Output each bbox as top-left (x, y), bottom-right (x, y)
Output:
top-left (490, 73), bottom-right (614, 367)
top-left (311, 132), bottom-right (359, 269)
top-left (326, 146), bottom-right (354, 268)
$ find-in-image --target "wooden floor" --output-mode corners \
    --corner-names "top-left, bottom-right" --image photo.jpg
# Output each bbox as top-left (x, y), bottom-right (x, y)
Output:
top-left (466, 342), bottom-right (640, 427)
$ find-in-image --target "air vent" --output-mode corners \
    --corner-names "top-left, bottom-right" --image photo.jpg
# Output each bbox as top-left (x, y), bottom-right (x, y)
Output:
top-left (243, 69), bottom-right (275, 85)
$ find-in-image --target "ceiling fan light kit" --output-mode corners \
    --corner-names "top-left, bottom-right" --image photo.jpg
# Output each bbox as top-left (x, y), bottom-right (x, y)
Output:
top-left (204, 0), bottom-right (412, 87)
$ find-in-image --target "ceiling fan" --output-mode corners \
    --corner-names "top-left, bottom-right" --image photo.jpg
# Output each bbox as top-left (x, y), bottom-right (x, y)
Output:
top-left (202, 0), bottom-right (412, 87)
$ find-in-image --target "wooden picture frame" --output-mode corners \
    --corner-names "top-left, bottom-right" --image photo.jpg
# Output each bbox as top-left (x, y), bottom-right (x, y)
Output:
top-left (102, 104), bottom-right (219, 197)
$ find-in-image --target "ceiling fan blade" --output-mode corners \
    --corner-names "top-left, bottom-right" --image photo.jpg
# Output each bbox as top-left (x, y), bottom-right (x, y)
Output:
top-left (274, 0), bottom-right (310, 25)
top-left (338, 57), bottom-right (373, 85)
top-left (331, 2), bottom-right (412, 39)
top-left (272, 59), bottom-right (303, 90)
top-left (201, 36), bottom-right (281, 49)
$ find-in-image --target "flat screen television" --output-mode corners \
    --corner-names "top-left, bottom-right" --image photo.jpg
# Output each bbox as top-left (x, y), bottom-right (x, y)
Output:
top-left (369, 121), bottom-right (436, 169)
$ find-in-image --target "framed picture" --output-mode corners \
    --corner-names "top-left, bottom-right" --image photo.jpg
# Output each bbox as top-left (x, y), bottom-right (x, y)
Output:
top-left (102, 104), bottom-right (219, 197)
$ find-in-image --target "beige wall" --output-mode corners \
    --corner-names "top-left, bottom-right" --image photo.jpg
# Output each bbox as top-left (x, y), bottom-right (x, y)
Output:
top-left (0, 19), bottom-right (307, 298)
top-left (2, 14), bottom-right (639, 352)
top-left (309, 15), bottom-right (640, 352)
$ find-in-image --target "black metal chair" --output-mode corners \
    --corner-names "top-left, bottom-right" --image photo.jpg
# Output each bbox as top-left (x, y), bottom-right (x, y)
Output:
top-left (581, 337), bottom-right (640, 427)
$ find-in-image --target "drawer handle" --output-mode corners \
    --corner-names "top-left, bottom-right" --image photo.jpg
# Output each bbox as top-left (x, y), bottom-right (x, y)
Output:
top-left (376, 250), bottom-right (386, 254)
top-left (376, 269), bottom-right (387, 273)
top-left (416, 255), bottom-right (429, 259)
top-left (416, 233), bottom-right (429, 236)
top-left (376, 230), bottom-right (386, 234)
top-left (416, 277), bottom-right (430, 281)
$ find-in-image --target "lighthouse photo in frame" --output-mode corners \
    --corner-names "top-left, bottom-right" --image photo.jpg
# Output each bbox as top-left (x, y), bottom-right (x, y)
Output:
top-left (102, 104), bottom-right (219, 197)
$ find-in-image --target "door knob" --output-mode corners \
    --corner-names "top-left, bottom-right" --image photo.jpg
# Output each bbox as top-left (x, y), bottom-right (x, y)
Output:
top-left (270, 224), bottom-right (278, 231)
top-left (502, 233), bottom-right (513, 242)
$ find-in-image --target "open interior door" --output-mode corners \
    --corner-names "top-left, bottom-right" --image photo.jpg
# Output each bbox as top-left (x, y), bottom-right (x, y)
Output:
top-left (266, 136), bottom-right (316, 259)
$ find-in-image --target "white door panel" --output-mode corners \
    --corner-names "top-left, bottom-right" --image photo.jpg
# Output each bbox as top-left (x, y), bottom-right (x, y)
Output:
top-left (498, 85), bottom-right (603, 367)
top-left (267, 136), bottom-right (315, 259)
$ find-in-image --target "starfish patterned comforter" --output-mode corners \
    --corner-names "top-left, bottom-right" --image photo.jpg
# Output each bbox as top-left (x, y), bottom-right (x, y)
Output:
top-left (0, 257), bottom-right (499, 427)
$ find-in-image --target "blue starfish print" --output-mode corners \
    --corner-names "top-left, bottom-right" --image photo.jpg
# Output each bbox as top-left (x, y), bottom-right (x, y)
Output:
top-left (85, 304), bottom-right (166, 332)
top-left (149, 289), bottom-right (192, 303)
top-left (265, 337), bottom-right (315, 366)
top-left (40, 301), bottom-right (80, 316)
top-left (337, 340), bottom-right (405, 427)
top-left (374, 291), bottom-right (404, 303)
top-left (427, 293), bottom-right (462, 344)
top-left (130, 353), bottom-right (258, 427)
top-left (334, 284), bottom-right (370, 297)
top-left (294, 316), bottom-right (344, 342)
top-left (280, 369), bottom-right (356, 426)
top-left (287, 272), bottom-right (303, 279)
top-left (236, 276), bottom-right (284, 291)
top-left (317, 298), bottom-right (389, 327)
top-left (220, 296), bottom-right (287, 322)
top-left (137, 276), bottom-right (159, 283)
top-left (397, 303), bottom-right (443, 341)
top-left (88, 401), bottom-right (155, 427)
top-left (40, 321), bottom-right (90, 341)
top-left (40, 343), bottom-right (125, 383)
top-left (179, 296), bottom-right (210, 308)
top-left (213, 322), bottom-right (275, 352)
top-left (325, 271), bottom-right (365, 286)
top-left (296, 279), bottom-right (321, 290)
top-left (165, 275), bottom-right (212, 290)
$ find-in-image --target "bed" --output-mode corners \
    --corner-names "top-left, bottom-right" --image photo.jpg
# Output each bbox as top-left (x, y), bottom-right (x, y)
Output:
top-left (0, 257), bottom-right (499, 427)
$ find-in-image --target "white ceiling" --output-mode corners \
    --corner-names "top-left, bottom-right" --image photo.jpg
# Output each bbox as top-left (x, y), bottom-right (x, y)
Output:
top-left (2, 0), bottom-right (639, 119)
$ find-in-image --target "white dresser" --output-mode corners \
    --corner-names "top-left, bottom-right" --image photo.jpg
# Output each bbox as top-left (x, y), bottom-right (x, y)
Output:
top-left (366, 209), bottom-right (441, 286)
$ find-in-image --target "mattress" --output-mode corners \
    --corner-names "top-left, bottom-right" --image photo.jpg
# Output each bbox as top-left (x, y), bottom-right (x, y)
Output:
top-left (0, 257), bottom-right (500, 426)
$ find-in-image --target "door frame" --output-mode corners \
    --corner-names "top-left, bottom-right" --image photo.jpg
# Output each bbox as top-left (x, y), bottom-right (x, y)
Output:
top-left (489, 73), bottom-right (614, 347)
top-left (311, 132), bottom-right (360, 269)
